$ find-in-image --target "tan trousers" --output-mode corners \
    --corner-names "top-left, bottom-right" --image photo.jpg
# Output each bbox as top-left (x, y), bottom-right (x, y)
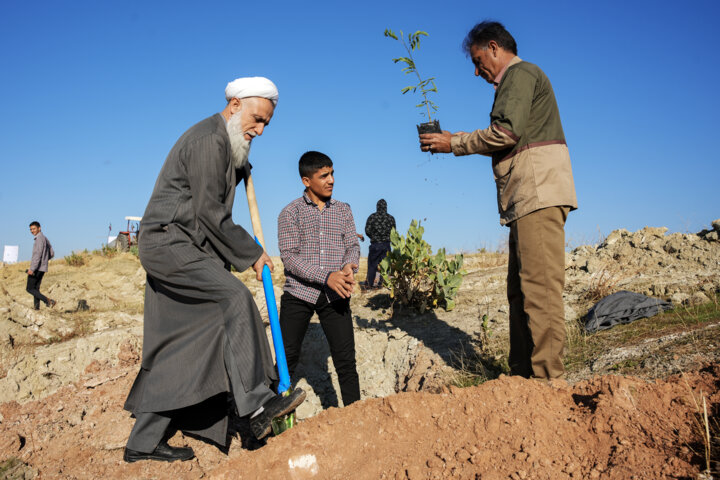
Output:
top-left (507, 206), bottom-right (570, 380)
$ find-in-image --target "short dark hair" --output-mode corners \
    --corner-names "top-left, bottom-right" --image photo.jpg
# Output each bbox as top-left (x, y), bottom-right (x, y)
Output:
top-left (29, 221), bottom-right (40, 228)
top-left (462, 21), bottom-right (518, 56)
top-left (299, 151), bottom-right (333, 178)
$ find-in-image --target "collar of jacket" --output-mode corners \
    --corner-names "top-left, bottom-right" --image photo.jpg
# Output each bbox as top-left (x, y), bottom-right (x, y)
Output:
top-left (494, 56), bottom-right (523, 89)
top-left (302, 191), bottom-right (336, 208)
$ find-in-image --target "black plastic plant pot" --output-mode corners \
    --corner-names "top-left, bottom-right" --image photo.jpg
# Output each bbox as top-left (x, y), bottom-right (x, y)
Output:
top-left (416, 119), bottom-right (441, 134)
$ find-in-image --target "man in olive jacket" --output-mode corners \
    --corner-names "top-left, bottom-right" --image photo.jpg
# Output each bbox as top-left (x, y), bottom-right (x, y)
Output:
top-left (123, 77), bottom-right (305, 463)
top-left (419, 21), bottom-right (577, 381)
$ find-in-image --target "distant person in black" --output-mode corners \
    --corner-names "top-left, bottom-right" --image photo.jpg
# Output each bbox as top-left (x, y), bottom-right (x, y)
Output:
top-left (364, 199), bottom-right (395, 289)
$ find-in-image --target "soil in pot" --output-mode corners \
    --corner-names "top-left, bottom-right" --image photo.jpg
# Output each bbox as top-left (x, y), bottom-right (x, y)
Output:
top-left (417, 119), bottom-right (441, 134)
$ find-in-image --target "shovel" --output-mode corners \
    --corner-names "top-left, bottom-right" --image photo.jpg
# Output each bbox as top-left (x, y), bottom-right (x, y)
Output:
top-left (245, 173), bottom-right (296, 435)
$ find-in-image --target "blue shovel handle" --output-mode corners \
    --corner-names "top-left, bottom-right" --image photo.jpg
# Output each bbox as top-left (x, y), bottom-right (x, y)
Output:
top-left (255, 240), bottom-right (291, 394)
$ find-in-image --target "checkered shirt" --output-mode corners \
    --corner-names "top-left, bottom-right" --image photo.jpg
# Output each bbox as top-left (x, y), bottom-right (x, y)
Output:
top-left (278, 192), bottom-right (360, 304)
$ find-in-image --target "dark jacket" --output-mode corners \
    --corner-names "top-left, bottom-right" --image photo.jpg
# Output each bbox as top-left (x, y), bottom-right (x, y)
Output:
top-left (365, 199), bottom-right (396, 243)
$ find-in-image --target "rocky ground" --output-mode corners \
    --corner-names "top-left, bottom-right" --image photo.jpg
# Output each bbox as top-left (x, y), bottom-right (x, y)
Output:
top-left (0, 220), bottom-right (719, 479)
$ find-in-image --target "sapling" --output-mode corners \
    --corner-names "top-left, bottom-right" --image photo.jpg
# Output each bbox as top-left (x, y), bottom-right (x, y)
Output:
top-left (384, 28), bottom-right (441, 134)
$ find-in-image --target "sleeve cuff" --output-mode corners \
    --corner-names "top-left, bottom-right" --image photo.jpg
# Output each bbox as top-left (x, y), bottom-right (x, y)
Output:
top-left (451, 134), bottom-right (469, 156)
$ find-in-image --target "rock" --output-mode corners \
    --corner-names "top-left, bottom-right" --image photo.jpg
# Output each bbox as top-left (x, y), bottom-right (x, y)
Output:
top-left (280, 320), bottom-right (447, 419)
top-left (0, 327), bottom-right (142, 404)
top-left (599, 229), bottom-right (628, 249)
top-left (712, 219), bottom-right (720, 232)
top-left (101, 441), bottom-right (126, 451)
top-left (643, 226), bottom-right (669, 238)
top-left (688, 292), bottom-right (709, 305)
top-left (670, 292), bottom-right (690, 305)
top-left (585, 257), bottom-right (604, 274)
top-left (663, 234), bottom-right (685, 254)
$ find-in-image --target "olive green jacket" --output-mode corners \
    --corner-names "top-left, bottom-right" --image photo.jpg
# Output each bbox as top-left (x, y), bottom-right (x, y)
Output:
top-left (451, 57), bottom-right (577, 225)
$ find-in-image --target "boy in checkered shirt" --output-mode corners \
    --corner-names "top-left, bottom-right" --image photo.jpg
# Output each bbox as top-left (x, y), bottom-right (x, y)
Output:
top-left (277, 151), bottom-right (361, 406)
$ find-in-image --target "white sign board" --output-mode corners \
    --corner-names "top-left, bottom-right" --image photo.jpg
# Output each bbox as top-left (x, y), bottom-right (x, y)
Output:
top-left (3, 245), bottom-right (19, 264)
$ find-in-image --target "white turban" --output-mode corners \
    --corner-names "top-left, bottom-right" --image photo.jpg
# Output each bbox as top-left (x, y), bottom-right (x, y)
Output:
top-left (225, 76), bottom-right (279, 106)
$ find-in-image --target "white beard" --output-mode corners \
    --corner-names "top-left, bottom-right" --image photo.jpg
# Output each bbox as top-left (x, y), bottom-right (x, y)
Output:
top-left (226, 112), bottom-right (252, 169)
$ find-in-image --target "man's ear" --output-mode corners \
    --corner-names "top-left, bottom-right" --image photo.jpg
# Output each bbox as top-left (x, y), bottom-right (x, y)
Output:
top-left (301, 176), bottom-right (311, 187)
top-left (230, 97), bottom-right (243, 115)
top-left (488, 40), bottom-right (499, 57)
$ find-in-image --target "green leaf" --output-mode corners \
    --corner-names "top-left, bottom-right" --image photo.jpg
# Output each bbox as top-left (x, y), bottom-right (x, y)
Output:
top-left (392, 57), bottom-right (413, 66)
top-left (384, 29), bottom-right (398, 40)
top-left (390, 228), bottom-right (400, 245)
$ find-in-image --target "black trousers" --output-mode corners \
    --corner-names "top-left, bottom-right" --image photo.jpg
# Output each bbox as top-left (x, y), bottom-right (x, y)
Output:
top-left (126, 411), bottom-right (172, 452)
top-left (125, 393), bottom-right (234, 452)
top-left (366, 241), bottom-right (390, 287)
top-left (26, 271), bottom-right (49, 309)
top-left (279, 292), bottom-right (360, 406)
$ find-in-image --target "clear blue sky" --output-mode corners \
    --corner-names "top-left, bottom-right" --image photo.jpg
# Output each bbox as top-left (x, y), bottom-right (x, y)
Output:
top-left (1, 0), bottom-right (718, 261)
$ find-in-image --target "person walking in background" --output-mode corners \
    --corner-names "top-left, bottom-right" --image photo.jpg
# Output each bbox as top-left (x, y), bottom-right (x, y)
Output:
top-left (364, 199), bottom-right (395, 289)
top-left (26, 221), bottom-right (55, 310)
top-left (278, 150), bottom-right (361, 407)
top-left (418, 21), bottom-right (577, 381)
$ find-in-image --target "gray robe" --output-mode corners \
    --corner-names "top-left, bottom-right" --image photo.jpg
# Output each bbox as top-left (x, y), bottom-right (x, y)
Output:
top-left (124, 113), bottom-right (276, 445)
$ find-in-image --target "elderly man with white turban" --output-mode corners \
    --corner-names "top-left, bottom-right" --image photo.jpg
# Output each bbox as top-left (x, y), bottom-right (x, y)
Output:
top-left (123, 77), bottom-right (305, 463)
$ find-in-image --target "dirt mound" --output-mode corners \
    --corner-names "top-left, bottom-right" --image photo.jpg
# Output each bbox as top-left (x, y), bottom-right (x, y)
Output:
top-left (1, 363), bottom-right (717, 479)
top-left (1, 221), bottom-right (719, 478)
top-left (566, 221), bottom-right (720, 307)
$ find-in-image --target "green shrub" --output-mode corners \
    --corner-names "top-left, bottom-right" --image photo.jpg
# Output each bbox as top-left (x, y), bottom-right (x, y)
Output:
top-left (379, 220), bottom-right (466, 312)
top-left (100, 243), bottom-right (118, 257)
top-left (129, 245), bottom-right (139, 257)
top-left (64, 251), bottom-right (86, 267)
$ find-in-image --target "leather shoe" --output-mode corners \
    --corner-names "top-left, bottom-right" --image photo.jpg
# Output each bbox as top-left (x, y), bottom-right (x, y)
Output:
top-left (251, 387), bottom-right (306, 439)
top-left (123, 441), bottom-right (195, 463)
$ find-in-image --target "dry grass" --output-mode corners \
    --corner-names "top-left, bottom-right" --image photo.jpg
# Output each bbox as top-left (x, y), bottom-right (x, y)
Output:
top-left (564, 292), bottom-right (720, 375)
top-left (463, 251), bottom-right (508, 270)
top-left (684, 380), bottom-right (719, 478)
top-left (447, 344), bottom-right (509, 388)
top-left (447, 309), bottom-right (510, 388)
top-left (582, 264), bottom-right (640, 304)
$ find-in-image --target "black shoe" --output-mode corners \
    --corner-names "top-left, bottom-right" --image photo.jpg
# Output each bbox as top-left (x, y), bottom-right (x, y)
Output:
top-left (123, 441), bottom-right (195, 463)
top-left (250, 388), bottom-right (306, 439)
top-left (48, 299), bottom-right (56, 308)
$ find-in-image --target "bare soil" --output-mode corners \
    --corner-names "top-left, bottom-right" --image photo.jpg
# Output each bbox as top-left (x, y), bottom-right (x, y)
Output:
top-left (1, 221), bottom-right (719, 479)
top-left (1, 362), bottom-right (717, 479)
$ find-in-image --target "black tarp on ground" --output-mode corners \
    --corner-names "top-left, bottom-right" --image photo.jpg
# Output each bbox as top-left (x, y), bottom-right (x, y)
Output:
top-left (584, 290), bottom-right (673, 333)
